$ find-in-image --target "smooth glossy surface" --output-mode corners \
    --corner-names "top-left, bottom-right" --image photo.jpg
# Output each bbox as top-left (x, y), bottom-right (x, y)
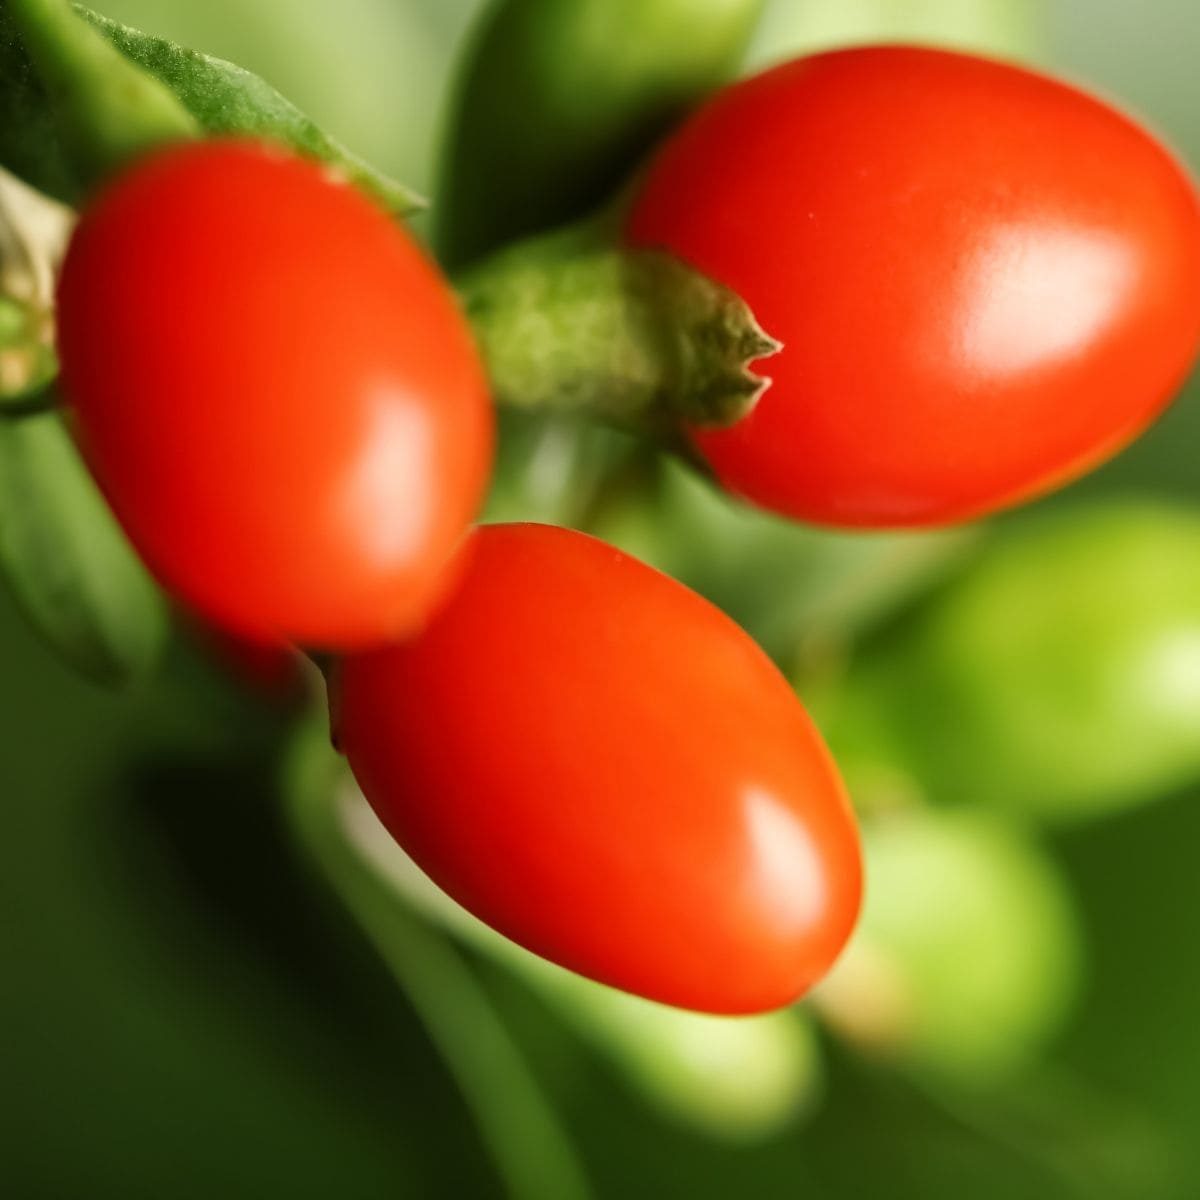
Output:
top-left (57, 141), bottom-right (492, 647)
top-left (335, 523), bottom-right (862, 1014)
top-left (627, 46), bottom-right (1200, 527)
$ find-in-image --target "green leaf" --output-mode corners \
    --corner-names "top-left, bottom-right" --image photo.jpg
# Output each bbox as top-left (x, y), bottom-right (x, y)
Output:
top-left (81, 7), bottom-right (423, 214)
top-left (0, 404), bottom-right (168, 684)
top-left (438, 0), bottom-right (766, 267)
top-left (817, 808), bottom-right (1080, 1085)
top-left (839, 502), bottom-right (1200, 823)
top-left (5, 0), bottom-right (198, 192)
top-left (746, 0), bottom-right (1041, 70)
top-left (0, 3), bottom-right (79, 202)
top-left (0, 2), bottom-right (422, 213)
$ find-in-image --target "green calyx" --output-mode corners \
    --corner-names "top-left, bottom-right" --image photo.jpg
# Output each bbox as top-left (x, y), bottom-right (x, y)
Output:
top-left (457, 218), bottom-right (779, 442)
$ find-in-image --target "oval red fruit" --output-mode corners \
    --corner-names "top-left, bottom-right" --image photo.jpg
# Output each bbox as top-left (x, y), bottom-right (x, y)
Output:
top-left (335, 522), bottom-right (862, 1014)
top-left (57, 140), bottom-right (492, 647)
top-left (627, 45), bottom-right (1200, 527)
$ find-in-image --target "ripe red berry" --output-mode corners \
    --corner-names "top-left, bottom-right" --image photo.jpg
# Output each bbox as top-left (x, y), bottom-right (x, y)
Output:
top-left (627, 45), bottom-right (1200, 527)
top-left (57, 140), bottom-right (492, 647)
top-left (334, 522), bottom-right (862, 1014)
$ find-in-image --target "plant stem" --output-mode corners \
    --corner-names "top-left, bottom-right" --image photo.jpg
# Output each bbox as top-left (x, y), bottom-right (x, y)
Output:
top-left (283, 723), bottom-right (593, 1200)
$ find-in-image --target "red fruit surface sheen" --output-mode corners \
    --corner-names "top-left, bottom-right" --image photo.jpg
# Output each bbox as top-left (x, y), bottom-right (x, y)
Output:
top-left (335, 523), bottom-right (862, 1014)
top-left (57, 140), bottom-right (492, 647)
top-left (626, 46), bottom-right (1200, 527)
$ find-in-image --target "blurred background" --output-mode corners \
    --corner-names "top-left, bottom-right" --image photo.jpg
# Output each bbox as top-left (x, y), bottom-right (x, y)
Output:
top-left (3, 1), bottom-right (1200, 1197)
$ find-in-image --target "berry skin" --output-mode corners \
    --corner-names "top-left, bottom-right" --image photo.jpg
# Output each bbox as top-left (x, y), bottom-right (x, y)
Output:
top-left (57, 140), bottom-right (492, 648)
top-left (627, 45), bottom-right (1200, 528)
top-left (335, 522), bottom-right (862, 1015)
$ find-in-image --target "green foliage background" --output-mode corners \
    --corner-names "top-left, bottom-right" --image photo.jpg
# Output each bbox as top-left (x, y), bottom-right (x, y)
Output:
top-left (3, 1), bottom-right (1200, 1197)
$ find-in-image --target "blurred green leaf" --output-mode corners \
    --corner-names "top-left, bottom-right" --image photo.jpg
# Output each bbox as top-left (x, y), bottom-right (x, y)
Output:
top-left (818, 807), bottom-right (1081, 1084)
top-left (840, 502), bottom-right (1200, 822)
top-left (82, 7), bottom-right (423, 212)
top-left (0, 2), bottom-right (422, 212)
top-left (746, 0), bottom-right (1042, 68)
top-left (0, 0), bottom-right (100, 200)
top-left (0, 405), bottom-right (168, 684)
top-left (482, 413), bottom-right (638, 528)
top-left (587, 458), bottom-right (977, 667)
top-left (4, 0), bottom-right (198, 192)
top-left (437, 0), bottom-right (765, 267)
